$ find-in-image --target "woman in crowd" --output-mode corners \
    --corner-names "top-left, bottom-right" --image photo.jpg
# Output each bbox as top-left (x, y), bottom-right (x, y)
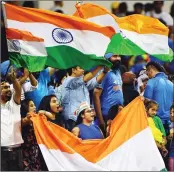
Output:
top-left (21, 99), bottom-right (46, 171)
top-left (38, 94), bottom-right (65, 127)
top-left (72, 102), bottom-right (104, 140)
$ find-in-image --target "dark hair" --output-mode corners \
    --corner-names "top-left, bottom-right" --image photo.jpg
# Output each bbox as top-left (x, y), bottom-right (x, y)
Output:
top-left (134, 3), bottom-right (144, 10)
top-left (146, 61), bottom-right (165, 72)
top-left (21, 99), bottom-right (33, 118)
top-left (38, 95), bottom-right (57, 113)
top-left (145, 100), bottom-right (159, 110)
top-left (170, 103), bottom-right (174, 111)
top-left (76, 109), bottom-right (86, 125)
top-left (54, 69), bottom-right (67, 86)
top-left (144, 3), bottom-right (153, 12)
top-left (153, 1), bottom-right (164, 6)
top-left (107, 104), bottom-right (121, 120)
top-left (67, 66), bottom-right (78, 76)
top-left (119, 2), bottom-right (128, 13)
top-left (170, 3), bottom-right (174, 17)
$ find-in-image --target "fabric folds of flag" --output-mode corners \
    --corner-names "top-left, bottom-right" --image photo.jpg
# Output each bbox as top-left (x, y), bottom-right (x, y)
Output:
top-left (3, 3), bottom-right (114, 70)
top-left (31, 97), bottom-right (166, 171)
top-left (6, 28), bottom-right (47, 72)
top-left (74, 3), bottom-right (173, 62)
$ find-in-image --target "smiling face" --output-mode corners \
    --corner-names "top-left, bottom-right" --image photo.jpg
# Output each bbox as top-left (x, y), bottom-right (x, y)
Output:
top-left (1, 82), bottom-right (12, 103)
top-left (28, 101), bottom-right (36, 113)
top-left (50, 96), bottom-right (60, 114)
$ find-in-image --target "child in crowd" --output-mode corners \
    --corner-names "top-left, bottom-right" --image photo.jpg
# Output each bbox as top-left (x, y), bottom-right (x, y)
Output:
top-left (145, 100), bottom-right (168, 157)
top-left (168, 103), bottom-right (174, 171)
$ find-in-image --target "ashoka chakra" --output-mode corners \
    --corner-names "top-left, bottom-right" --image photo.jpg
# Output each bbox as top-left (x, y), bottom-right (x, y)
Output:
top-left (52, 28), bottom-right (73, 44)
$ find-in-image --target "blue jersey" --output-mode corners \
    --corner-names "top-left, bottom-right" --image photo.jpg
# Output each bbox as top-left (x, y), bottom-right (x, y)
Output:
top-left (100, 70), bottom-right (124, 117)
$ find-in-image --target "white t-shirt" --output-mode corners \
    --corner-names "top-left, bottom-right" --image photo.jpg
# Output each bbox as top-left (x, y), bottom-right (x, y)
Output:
top-left (146, 11), bottom-right (173, 26)
top-left (1, 95), bottom-right (24, 146)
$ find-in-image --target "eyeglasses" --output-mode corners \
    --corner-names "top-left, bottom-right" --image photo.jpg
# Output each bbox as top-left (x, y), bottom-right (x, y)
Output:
top-left (85, 110), bottom-right (93, 113)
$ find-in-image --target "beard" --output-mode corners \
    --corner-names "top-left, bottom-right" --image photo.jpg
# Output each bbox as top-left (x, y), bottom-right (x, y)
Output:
top-left (111, 60), bottom-right (121, 70)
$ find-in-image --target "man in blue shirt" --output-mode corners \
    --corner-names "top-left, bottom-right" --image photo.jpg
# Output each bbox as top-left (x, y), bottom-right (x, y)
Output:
top-left (93, 53), bottom-right (124, 133)
top-left (144, 61), bottom-right (174, 128)
top-left (61, 65), bottom-right (109, 131)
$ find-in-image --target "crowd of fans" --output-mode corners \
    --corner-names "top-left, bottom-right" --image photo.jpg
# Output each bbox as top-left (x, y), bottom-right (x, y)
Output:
top-left (1, 1), bottom-right (174, 171)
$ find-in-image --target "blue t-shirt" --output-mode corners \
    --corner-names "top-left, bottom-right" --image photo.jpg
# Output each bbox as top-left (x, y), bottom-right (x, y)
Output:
top-left (100, 70), bottom-right (124, 116)
top-left (25, 68), bottom-right (50, 110)
top-left (144, 72), bottom-right (174, 123)
top-left (77, 123), bottom-right (104, 140)
top-left (130, 63), bottom-right (146, 76)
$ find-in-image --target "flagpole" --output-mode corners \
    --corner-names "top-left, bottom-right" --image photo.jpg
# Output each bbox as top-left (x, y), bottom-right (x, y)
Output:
top-left (1, 1), bottom-right (8, 28)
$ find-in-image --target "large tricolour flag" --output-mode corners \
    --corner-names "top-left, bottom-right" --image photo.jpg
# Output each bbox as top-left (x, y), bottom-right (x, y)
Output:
top-left (6, 28), bottom-right (47, 72)
top-left (31, 97), bottom-right (166, 171)
top-left (74, 3), bottom-right (173, 62)
top-left (2, 2), bottom-right (114, 70)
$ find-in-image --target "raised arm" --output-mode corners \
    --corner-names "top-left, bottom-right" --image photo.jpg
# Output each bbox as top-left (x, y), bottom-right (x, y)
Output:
top-left (83, 66), bottom-right (103, 83)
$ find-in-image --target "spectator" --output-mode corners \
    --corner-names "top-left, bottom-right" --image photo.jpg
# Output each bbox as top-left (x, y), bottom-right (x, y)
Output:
top-left (146, 1), bottom-right (173, 27)
top-left (93, 53), bottom-right (124, 134)
top-left (111, 1), bottom-right (120, 16)
top-left (144, 3), bottom-right (153, 14)
top-left (50, 1), bottom-right (64, 13)
top-left (145, 100), bottom-right (168, 157)
top-left (72, 102), bottom-right (104, 140)
top-left (117, 2), bottom-right (128, 17)
top-left (128, 3), bottom-right (144, 15)
top-left (144, 61), bottom-right (174, 134)
top-left (25, 67), bottom-right (56, 110)
top-left (61, 65), bottom-right (109, 131)
top-left (1, 67), bottom-right (23, 171)
top-left (168, 103), bottom-right (174, 171)
top-left (21, 99), bottom-right (42, 171)
top-left (38, 95), bottom-right (64, 127)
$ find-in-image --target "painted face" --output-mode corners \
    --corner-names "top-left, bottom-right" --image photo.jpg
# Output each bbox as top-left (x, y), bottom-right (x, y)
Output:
top-left (28, 101), bottom-right (36, 113)
top-left (73, 66), bottom-right (85, 77)
top-left (82, 108), bottom-right (94, 122)
top-left (147, 105), bottom-right (158, 117)
top-left (170, 108), bottom-right (174, 122)
top-left (1, 82), bottom-right (12, 102)
top-left (50, 97), bottom-right (60, 113)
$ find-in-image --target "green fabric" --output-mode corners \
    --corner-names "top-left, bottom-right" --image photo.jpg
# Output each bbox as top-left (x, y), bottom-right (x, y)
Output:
top-left (106, 33), bottom-right (174, 62)
top-left (152, 116), bottom-right (166, 137)
top-left (9, 52), bottom-right (47, 72)
top-left (46, 45), bottom-right (112, 70)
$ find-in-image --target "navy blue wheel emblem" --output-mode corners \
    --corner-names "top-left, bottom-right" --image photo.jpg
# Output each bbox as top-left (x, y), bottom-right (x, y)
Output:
top-left (12, 40), bottom-right (21, 51)
top-left (52, 28), bottom-right (73, 44)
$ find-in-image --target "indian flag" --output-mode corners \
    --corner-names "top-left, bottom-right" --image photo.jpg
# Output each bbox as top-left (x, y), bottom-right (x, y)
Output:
top-left (74, 3), bottom-right (173, 62)
top-left (6, 28), bottom-right (47, 72)
top-left (2, 3), bottom-right (114, 70)
top-left (31, 97), bottom-right (166, 171)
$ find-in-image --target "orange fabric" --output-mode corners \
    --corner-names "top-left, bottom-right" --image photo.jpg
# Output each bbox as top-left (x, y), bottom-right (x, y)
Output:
top-left (31, 97), bottom-right (148, 163)
top-left (74, 3), bottom-right (169, 36)
top-left (6, 28), bottom-right (44, 42)
top-left (4, 3), bottom-right (115, 38)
